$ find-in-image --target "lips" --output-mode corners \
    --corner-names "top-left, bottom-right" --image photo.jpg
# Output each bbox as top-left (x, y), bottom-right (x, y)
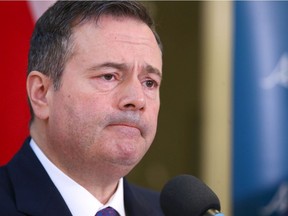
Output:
top-left (102, 112), bottom-right (148, 137)
top-left (109, 122), bottom-right (139, 129)
top-left (108, 122), bottom-right (142, 137)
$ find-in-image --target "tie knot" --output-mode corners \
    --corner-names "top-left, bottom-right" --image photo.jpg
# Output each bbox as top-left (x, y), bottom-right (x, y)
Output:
top-left (96, 207), bottom-right (120, 216)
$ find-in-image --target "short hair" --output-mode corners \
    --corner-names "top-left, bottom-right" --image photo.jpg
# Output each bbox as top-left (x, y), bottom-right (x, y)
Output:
top-left (27, 1), bottom-right (162, 121)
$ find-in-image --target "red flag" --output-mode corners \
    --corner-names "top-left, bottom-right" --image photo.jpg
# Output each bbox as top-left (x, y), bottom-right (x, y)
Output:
top-left (0, 1), bottom-right (54, 165)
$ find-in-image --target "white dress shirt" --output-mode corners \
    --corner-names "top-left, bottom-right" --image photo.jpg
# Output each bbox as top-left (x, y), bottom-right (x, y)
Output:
top-left (30, 139), bottom-right (126, 216)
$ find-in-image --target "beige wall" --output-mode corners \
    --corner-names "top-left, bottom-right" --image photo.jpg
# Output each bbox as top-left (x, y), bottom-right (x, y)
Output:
top-left (200, 2), bottom-right (232, 215)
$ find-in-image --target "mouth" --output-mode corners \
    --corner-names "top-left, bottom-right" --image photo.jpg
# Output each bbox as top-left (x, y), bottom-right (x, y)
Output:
top-left (109, 122), bottom-right (140, 130)
top-left (107, 122), bottom-right (143, 137)
top-left (103, 112), bottom-right (147, 137)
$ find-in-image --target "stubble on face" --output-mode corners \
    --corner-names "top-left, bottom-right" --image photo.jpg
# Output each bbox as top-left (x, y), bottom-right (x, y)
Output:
top-left (45, 16), bottom-right (162, 182)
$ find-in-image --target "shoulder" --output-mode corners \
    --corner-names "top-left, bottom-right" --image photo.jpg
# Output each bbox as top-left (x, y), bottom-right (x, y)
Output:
top-left (123, 179), bottom-right (164, 216)
top-left (127, 182), bottom-right (160, 200)
top-left (0, 165), bottom-right (22, 215)
top-left (0, 165), bottom-right (13, 199)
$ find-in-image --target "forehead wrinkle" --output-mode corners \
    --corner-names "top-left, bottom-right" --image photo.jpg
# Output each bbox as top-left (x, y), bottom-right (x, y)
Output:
top-left (113, 34), bottom-right (155, 44)
top-left (106, 28), bottom-right (159, 49)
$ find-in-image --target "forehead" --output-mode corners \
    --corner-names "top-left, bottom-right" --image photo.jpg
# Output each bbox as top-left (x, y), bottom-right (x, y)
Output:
top-left (70, 16), bottom-right (162, 68)
top-left (72, 15), bottom-right (160, 50)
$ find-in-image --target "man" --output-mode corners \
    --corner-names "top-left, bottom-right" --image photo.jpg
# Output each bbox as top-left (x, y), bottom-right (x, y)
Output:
top-left (0, 1), bottom-right (164, 215)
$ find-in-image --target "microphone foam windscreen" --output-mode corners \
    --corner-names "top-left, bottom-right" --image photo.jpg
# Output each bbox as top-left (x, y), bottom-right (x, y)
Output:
top-left (160, 175), bottom-right (221, 216)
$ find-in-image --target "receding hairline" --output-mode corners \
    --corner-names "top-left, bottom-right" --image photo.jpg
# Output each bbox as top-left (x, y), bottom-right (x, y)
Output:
top-left (71, 13), bottom-right (162, 49)
top-left (65, 14), bottom-right (162, 68)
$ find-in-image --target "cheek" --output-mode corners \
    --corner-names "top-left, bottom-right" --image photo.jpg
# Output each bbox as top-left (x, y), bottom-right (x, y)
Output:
top-left (61, 90), bottom-right (105, 115)
top-left (48, 95), bottom-right (105, 154)
top-left (49, 92), bottom-right (98, 132)
top-left (146, 102), bottom-right (160, 137)
top-left (150, 99), bottom-right (160, 121)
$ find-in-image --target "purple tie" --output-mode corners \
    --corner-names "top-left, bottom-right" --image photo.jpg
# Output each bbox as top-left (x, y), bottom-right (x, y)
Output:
top-left (96, 207), bottom-right (120, 216)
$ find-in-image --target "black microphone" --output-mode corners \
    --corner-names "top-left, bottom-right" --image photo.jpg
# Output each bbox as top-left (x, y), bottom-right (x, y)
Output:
top-left (160, 175), bottom-right (224, 216)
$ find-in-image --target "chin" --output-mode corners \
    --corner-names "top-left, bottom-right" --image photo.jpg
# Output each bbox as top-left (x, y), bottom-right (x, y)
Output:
top-left (116, 151), bottom-right (142, 166)
top-left (111, 147), bottom-right (146, 168)
top-left (101, 136), bottom-right (151, 168)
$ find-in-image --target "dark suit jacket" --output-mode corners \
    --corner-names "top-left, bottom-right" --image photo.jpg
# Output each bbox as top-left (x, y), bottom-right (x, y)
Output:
top-left (0, 138), bottom-right (164, 216)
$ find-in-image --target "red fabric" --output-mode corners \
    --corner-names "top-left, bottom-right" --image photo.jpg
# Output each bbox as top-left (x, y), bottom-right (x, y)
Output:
top-left (0, 2), bottom-right (34, 165)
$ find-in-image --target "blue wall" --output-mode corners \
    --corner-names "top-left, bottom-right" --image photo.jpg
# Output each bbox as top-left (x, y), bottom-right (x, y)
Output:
top-left (233, 2), bottom-right (288, 216)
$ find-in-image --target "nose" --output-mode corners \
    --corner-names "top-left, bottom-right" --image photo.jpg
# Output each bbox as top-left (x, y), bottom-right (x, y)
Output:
top-left (118, 78), bottom-right (146, 111)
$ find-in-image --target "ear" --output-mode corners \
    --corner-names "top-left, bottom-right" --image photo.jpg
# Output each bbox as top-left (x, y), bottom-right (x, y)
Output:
top-left (27, 71), bottom-right (52, 120)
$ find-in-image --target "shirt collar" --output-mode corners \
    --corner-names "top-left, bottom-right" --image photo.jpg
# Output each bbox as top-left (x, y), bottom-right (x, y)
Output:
top-left (30, 139), bottom-right (126, 216)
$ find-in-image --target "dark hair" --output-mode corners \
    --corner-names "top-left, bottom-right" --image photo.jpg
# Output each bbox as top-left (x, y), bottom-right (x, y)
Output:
top-left (27, 1), bottom-right (162, 121)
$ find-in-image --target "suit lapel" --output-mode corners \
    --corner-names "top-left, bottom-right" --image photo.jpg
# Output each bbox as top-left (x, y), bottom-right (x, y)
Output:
top-left (7, 138), bottom-right (72, 216)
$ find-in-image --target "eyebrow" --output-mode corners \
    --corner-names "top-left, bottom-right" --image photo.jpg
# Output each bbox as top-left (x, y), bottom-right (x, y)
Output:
top-left (89, 62), bottom-right (127, 71)
top-left (145, 64), bottom-right (162, 80)
top-left (88, 62), bottom-right (162, 79)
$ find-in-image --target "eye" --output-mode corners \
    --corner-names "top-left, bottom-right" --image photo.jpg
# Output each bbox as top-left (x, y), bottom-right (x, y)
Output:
top-left (102, 74), bottom-right (115, 81)
top-left (144, 79), bottom-right (158, 89)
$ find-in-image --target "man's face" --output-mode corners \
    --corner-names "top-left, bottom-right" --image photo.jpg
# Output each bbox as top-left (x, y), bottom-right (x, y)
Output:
top-left (46, 16), bottom-right (162, 174)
